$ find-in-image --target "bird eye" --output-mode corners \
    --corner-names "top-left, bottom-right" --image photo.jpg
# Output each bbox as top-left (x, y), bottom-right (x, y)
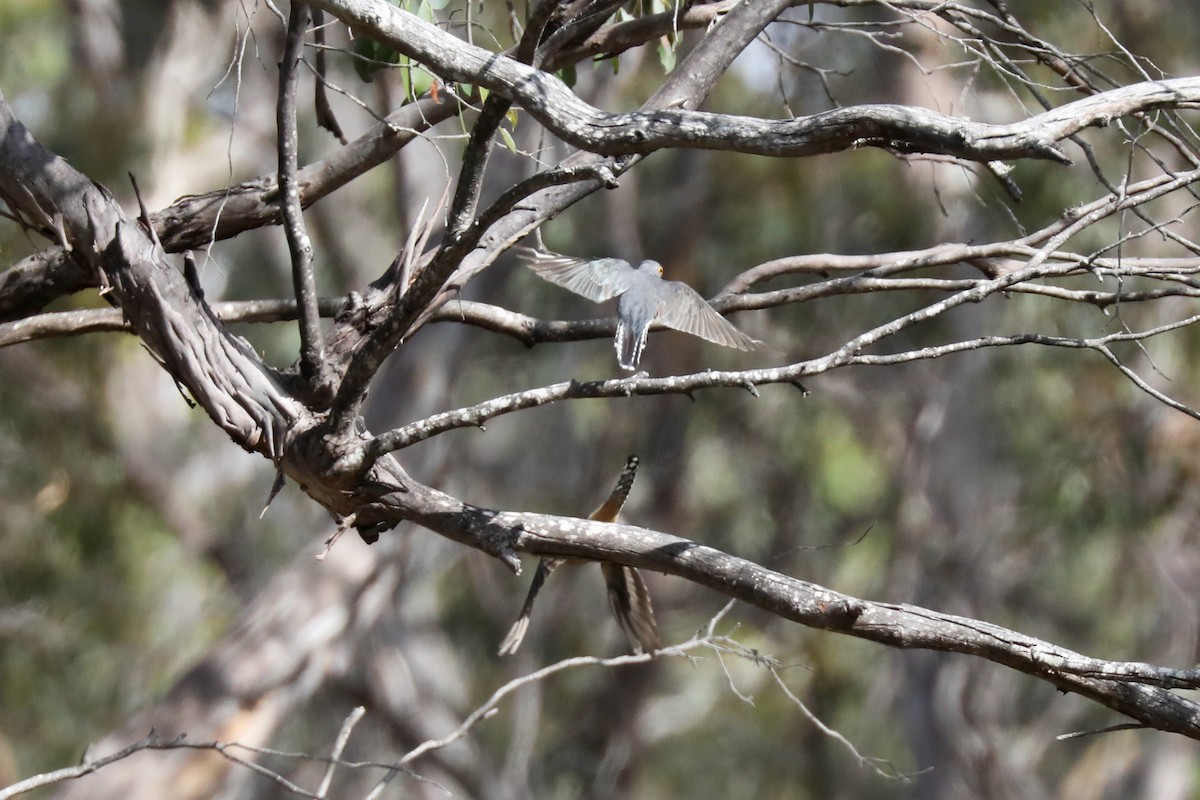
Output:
top-left (657, 265), bottom-right (664, 276)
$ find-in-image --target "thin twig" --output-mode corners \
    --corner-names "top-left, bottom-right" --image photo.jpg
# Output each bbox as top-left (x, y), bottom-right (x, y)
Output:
top-left (768, 667), bottom-right (912, 781)
top-left (310, 9), bottom-right (347, 144)
top-left (316, 706), bottom-right (366, 798)
top-left (0, 735), bottom-right (164, 800)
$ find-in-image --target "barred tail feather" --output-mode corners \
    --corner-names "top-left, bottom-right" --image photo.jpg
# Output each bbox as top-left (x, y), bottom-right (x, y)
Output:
top-left (602, 562), bottom-right (661, 654)
top-left (615, 321), bottom-right (649, 371)
top-left (498, 557), bottom-right (563, 655)
top-left (589, 455), bottom-right (639, 521)
top-left (501, 456), bottom-right (656, 656)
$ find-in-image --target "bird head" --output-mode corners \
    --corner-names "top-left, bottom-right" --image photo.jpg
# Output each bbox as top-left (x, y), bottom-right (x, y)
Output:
top-left (637, 260), bottom-right (665, 277)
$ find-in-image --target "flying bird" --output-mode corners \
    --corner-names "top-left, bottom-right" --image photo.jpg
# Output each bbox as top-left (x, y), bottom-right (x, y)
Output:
top-left (498, 455), bottom-right (660, 656)
top-left (515, 246), bottom-right (760, 371)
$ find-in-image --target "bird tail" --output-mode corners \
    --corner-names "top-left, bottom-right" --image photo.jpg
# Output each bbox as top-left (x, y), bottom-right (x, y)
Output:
top-left (589, 455), bottom-right (639, 520)
top-left (615, 320), bottom-right (649, 371)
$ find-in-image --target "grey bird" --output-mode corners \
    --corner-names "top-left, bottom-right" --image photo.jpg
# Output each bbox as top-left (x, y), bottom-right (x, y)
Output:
top-left (516, 246), bottom-right (760, 371)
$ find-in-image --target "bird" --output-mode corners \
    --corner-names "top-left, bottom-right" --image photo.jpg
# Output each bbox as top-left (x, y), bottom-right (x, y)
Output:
top-left (515, 246), bottom-right (760, 371)
top-left (498, 455), bottom-right (661, 656)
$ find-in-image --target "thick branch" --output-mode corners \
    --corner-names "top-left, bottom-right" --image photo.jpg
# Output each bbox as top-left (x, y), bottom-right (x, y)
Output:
top-left (312, 0), bottom-right (1200, 165)
top-left (386, 478), bottom-right (1200, 737)
top-left (0, 92), bottom-right (302, 458)
top-left (0, 249), bottom-right (93, 322)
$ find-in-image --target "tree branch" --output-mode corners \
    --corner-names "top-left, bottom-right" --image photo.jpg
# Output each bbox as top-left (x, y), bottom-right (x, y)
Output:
top-left (311, 0), bottom-right (1200, 165)
top-left (278, 2), bottom-right (333, 399)
top-left (378, 477), bottom-right (1200, 737)
top-left (0, 736), bottom-right (167, 800)
top-left (0, 91), bottom-right (302, 459)
top-left (0, 93), bottom-right (459, 324)
top-left (9, 265), bottom-right (1199, 354)
top-left (551, 0), bottom-right (743, 65)
top-left (324, 0), bottom-right (798, 434)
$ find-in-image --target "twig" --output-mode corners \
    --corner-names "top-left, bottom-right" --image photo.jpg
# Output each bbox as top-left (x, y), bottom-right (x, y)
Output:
top-left (316, 706), bottom-right (366, 798)
top-left (363, 632), bottom-right (721, 799)
top-left (1056, 722), bottom-right (1146, 741)
top-left (0, 734), bottom-right (322, 800)
top-left (310, 9), bottom-right (347, 144)
top-left (768, 667), bottom-right (912, 781)
top-left (0, 735), bottom-right (164, 800)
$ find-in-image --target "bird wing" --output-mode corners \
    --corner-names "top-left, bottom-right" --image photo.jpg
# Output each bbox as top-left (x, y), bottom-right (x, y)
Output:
top-left (590, 456), bottom-right (660, 654)
top-left (497, 556), bottom-right (562, 656)
top-left (514, 246), bottom-right (634, 303)
top-left (498, 455), bottom-right (642, 657)
top-left (656, 281), bottom-right (761, 351)
top-left (601, 561), bottom-right (661, 654)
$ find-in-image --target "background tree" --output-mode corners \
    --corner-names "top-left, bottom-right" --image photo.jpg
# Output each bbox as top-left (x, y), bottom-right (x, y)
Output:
top-left (4, 1), bottom-right (1200, 798)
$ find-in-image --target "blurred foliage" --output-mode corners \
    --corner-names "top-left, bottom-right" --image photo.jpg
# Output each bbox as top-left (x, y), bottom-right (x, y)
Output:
top-left (4, 1), bottom-right (1200, 798)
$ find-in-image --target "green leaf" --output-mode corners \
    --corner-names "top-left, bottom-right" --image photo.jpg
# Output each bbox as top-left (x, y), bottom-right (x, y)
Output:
top-left (499, 127), bottom-right (518, 154)
top-left (505, 108), bottom-right (519, 130)
top-left (558, 64), bottom-right (577, 88)
top-left (352, 37), bottom-right (378, 83)
top-left (352, 36), bottom-right (402, 84)
top-left (657, 38), bottom-right (676, 73)
top-left (399, 54), bottom-right (413, 100)
top-left (410, 66), bottom-right (434, 97)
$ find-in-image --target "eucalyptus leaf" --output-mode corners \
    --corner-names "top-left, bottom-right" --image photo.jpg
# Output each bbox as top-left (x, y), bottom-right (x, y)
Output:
top-left (499, 127), bottom-right (518, 154)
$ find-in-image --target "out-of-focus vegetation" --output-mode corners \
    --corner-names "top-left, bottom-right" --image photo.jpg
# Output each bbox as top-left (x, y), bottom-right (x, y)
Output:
top-left (4, 1), bottom-right (1200, 798)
